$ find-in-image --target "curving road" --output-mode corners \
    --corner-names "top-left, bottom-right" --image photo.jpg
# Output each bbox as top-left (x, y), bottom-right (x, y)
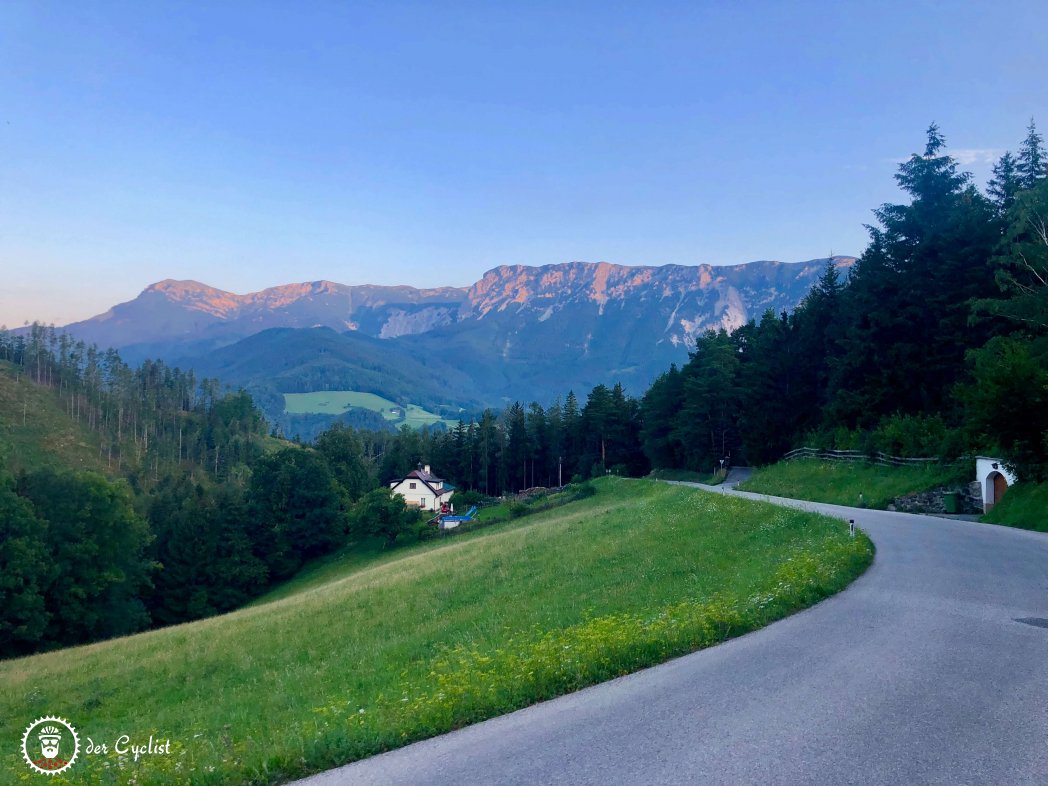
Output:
top-left (296, 485), bottom-right (1048, 786)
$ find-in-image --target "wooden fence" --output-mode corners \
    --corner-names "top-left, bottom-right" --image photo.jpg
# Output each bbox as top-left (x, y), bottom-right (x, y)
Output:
top-left (781, 447), bottom-right (940, 466)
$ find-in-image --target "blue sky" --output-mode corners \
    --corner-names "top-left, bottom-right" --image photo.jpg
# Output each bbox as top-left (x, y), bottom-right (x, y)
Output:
top-left (1, 0), bottom-right (1045, 326)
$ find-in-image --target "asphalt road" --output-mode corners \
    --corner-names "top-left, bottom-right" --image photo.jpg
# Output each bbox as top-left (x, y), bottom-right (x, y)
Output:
top-left (296, 485), bottom-right (1048, 786)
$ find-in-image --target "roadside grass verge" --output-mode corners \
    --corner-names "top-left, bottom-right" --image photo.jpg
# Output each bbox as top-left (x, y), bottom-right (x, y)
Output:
top-left (738, 458), bottom-right (968, 509)
top-left (982, 482), bottom-right (1048, 532)
top-left (1, 478), bottom-right (872, 786)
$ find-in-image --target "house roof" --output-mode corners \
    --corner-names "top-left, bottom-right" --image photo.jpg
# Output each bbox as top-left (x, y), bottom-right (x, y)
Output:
top-left (393, 470), bottom-right (454, 499)
top-left (405, 468), bottom-right (443, 483)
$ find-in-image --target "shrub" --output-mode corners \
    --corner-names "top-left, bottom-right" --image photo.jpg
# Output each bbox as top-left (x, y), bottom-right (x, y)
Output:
top-left (453, 489), bottom-right (494, 508)
top-left (572, 482), bottom-right (597, 500)
top-left (871, 413), bottom-right (947, 457)
top-left (831, 426), bottom-right (862, 451)
top-left (508, 501), bottom-right (529, 518)
top-left (351, 488), bottom-right (420, 547)
top-left (411, 518), bottom-right (439, 542)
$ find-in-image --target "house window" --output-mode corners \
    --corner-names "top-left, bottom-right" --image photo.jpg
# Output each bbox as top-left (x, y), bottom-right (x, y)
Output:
top-left (409, 482), bottom-right (417, 489)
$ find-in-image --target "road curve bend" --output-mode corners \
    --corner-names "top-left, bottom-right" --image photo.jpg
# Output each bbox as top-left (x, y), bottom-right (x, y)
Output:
top-left (296, 485), bottom-right (1048, 786)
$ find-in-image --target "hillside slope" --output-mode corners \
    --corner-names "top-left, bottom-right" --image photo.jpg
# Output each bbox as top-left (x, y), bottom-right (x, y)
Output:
top-left (0, 479), bottom-right (871, 785)
top-left (0, 361), bottom-right (109, 475)
top-left (184, 327), bottom-right (483, 422)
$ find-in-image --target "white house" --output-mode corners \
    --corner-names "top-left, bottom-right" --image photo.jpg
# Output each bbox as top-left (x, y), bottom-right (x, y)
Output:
top-left (976, 456), bottom-right (1018, 513)
top-left (390, 465), bottom-right (455, 511)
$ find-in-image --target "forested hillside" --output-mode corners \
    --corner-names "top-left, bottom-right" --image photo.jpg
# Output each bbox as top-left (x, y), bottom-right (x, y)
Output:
top-left (0, 334), bottom-right (275, 656)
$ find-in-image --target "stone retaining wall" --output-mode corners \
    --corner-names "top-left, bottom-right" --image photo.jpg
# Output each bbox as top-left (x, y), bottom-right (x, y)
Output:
top-left (888, 481), bottom-right (983, 514)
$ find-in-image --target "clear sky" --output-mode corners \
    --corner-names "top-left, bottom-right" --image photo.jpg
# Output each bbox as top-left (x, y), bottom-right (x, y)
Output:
top-left (1, 0), bottom-right (1045, 327)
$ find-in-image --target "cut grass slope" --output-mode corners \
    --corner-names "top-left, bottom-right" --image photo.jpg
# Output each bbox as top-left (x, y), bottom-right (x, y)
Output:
top-left (738, 458), bottom-right (968, 509)
top-left (982, 482), bottom-right (1048, 532)
top-left (1, 478), bottom-right (872, 785)
top-left (0, 361), bottom-right (109, 475)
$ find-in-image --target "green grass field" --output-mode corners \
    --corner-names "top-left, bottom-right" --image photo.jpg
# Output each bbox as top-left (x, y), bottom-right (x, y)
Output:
top-left (738, 458), bottom-right (969, 509)
top-left (982, 482), bottom-right (1048, 532)
top-left (282, 390), bottom-right (459, 429)
top-left (1, 478), bottom-right (872, 785)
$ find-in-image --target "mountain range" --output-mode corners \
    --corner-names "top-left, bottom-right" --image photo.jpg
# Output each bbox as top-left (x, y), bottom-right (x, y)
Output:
top-left (55, 257), bottom-right (855, 423)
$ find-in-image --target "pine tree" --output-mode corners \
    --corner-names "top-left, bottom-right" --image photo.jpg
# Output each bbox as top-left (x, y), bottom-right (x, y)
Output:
top-left (1017, 119), bottom-right (1047, 190)
top-left (978, 179), bottom-right (1048, 332)
top-left (675, 329), bottom-right (741, 470)
top-left (737, 311), bottom-right (800, 464)
top-left (476, 410), bottom-right (499, 495)
top-left (640, 365), bottom-right (685, 469)
top-left (828, 124), bottom-right (999, 426)
top-left (988, 151), bottom-right (1021, 213)
top-left (793, 260), bottom-right (844, 418)
top-left (503, 403), bottom-right (529, 492)
top-left (561, 391), bottom-right (582, 479)
top-left (526, 402), bottom-right (551, 487)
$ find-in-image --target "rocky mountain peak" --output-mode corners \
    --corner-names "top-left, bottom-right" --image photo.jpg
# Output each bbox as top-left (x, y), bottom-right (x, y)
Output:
top-left (142, 280), bottom-right (242, 318)
top-left (55, 257), bottom-right (856, 386)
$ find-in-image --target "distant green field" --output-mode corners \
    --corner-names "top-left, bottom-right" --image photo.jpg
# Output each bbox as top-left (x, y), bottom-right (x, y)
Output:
top-left (283, 390), bottom-right (460, 429)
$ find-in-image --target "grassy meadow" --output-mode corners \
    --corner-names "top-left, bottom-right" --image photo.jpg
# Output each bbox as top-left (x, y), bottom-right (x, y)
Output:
top-left (738, 458), bottom-right (969, 509)
top-left (2, 478), bottom-right (872, 785)
top-left (282, 390), bottom-right (459, 429)
top-left (982, 482), bottom-right (1048, 532)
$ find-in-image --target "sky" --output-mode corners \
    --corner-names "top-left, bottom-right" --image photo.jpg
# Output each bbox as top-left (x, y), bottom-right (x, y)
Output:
top-left (1, 0), bottom-right (1045, 327)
